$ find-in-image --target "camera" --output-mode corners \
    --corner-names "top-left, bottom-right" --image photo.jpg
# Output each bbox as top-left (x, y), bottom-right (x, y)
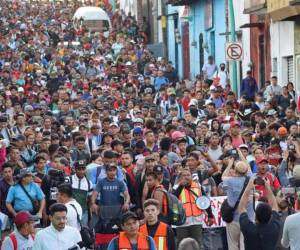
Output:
top-left (254, 176), bottom-right (265, 185)
top-left (229, 149), bottom-right (239, 160)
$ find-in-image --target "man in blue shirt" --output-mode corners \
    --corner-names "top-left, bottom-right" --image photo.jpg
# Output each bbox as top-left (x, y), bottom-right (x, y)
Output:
top-left (240, 70), bottom-right (258, 101)
top-left (6, 169), bottom-right (45, 217)
top-left (107, 211), bottom-right (156, 250)
top-left (90, 164), bottom-right (130, 214)
top-left (154, 70), bottom-right (169, 91)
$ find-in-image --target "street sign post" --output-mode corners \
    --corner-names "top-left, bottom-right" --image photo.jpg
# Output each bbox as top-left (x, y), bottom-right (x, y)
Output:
top-left (225, 42), bottom-right (243, 61)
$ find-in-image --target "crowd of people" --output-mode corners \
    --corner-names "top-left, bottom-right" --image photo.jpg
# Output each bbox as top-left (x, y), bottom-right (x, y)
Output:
top-left (0, 0), bottom-right (300, 250)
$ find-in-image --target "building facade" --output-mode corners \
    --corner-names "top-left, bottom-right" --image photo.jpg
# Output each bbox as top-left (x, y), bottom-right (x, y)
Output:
top-left (167, 0), bottom-right (227, 79)
top-left (243, 0), bottom-right (271, 88)
top-left (268, 0), bottom-right (300, 90)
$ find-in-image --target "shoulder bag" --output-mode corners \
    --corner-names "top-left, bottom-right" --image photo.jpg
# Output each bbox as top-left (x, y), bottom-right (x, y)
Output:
top-left (19, 183), bottom-right (40, 214)
top-left (220, 176), bottom-right (250, 223)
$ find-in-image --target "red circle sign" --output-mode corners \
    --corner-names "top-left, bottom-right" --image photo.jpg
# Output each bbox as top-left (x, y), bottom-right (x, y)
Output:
top-left (226, 43), bottom-right (243, 60)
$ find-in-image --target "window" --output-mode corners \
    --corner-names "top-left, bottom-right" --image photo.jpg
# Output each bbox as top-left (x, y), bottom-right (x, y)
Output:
top-left (287, 56), bottom-right (294, 83)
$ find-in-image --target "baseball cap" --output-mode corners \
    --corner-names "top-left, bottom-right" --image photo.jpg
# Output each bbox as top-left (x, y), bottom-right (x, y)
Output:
top-left (153, 165), bottom-right (164, 174)
top-left (109, 123), bottom-right (119, 128)
top-left (239, 144), bottom-right (248, 150)
top-left (188, 99), bottom-right (198, 107)
top-left (121, 211), bottom-right (138, 224)
top-left (278, 127), bottom-right (288, 136)
top-left (133, 118), bottom-right (144, 124)
top-left (106, 164), bottom-right (118, 170)
top-left (171, 131), bottom-right (185, 141)
top-left (256, 156), bottom-right (268, 164)
top-left (14, 211), bottom-right (34, 226)
top-left (118, 106), bottom-right (127, 112)
top-left (267, 109), bottom-right (277, 116)
top-left (24, 105), bottom-right (34, 112)
top-left (133, 127), bottom-right (143, 135)
top-left (74, 160), bottom-right (86, 168)
top-left (18, 87), bottom-right (24, 92)
top-left (19, 168), bottom-right (33, 179)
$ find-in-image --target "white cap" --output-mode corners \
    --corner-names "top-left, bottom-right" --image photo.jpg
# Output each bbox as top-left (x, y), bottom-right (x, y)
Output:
top-left (188, 99), bottom-right (198, 107)
top-left (239, 144), bottom-right (249, 149)
top-left (205, 99), bottom-right (213, 106)
top-left (133, 118), bottom-right (144, 124)
top-left (18, 87), bottom-right (24, 92)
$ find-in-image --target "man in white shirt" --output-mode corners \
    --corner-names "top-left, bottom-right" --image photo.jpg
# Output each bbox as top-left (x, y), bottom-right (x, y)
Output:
top-left (202, 56), bottom-right (218, 85)
top-left (57, 183), bottom-right (82, 231)
top-left (264, 76), bottom-right (282, 101)
top-left (33, 203), bottom-right (82, 250)
top-left (217, 63), bottom-right (229, 89)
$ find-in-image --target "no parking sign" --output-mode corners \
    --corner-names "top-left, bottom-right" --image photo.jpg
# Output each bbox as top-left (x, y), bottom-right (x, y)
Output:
top-left (225, 42), bottom-right (243, 61)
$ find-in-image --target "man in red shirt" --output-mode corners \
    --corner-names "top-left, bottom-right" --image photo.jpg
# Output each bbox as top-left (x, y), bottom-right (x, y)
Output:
top-left (230, 121), bottom-right (244, 148)
top-left (255, 157), bottom-right (281, 198)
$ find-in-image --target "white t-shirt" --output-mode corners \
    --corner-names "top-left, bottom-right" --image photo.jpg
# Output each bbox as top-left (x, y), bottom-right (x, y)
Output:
top-left (65, 199), bottom-right (82, 231)
top-left (217, 70), bottom-right (228, 88)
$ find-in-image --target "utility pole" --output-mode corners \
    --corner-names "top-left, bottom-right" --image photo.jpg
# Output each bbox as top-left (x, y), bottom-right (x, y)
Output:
top-left (228, 0), bottom-right (238, 95)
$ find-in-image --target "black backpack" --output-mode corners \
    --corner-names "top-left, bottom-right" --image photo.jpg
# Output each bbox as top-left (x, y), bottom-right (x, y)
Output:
top-left (70, 204), bottom-right (95, 248)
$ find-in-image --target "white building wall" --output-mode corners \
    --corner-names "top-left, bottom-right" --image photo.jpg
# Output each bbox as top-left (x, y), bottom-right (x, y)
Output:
top-left (270, 21), bottom-right (294, 86)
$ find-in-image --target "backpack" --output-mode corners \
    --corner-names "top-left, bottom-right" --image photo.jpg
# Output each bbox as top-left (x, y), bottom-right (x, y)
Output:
top-left (70, 204), bottom-right (95, 248)
top-left (9, 233), bottom-right (35, 250)
top-left (158, 189), bottom-right (186, 226)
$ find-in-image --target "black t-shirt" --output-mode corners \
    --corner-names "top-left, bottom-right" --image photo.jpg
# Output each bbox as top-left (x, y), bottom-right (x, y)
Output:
top-left (240, 211), bottom-right (281, 250)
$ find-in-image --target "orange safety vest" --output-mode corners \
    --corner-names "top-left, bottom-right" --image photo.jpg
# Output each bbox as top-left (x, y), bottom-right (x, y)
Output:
top-left (118, 231), bottom-right (150, 250)
top-left (152, 185), bottom-right (168, 216)
top-left (139, 222), bottom-right (168, 250)
top-left (179, 181), bottom-right (202, 217)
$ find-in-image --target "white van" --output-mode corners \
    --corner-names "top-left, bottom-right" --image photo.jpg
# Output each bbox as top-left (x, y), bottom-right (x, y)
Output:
top-left (73, 6), bottom-right (111, 37)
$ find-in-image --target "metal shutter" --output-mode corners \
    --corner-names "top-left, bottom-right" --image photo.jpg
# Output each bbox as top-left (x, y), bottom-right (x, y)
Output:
top-left (287, 56), bottom-right (294, 83)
